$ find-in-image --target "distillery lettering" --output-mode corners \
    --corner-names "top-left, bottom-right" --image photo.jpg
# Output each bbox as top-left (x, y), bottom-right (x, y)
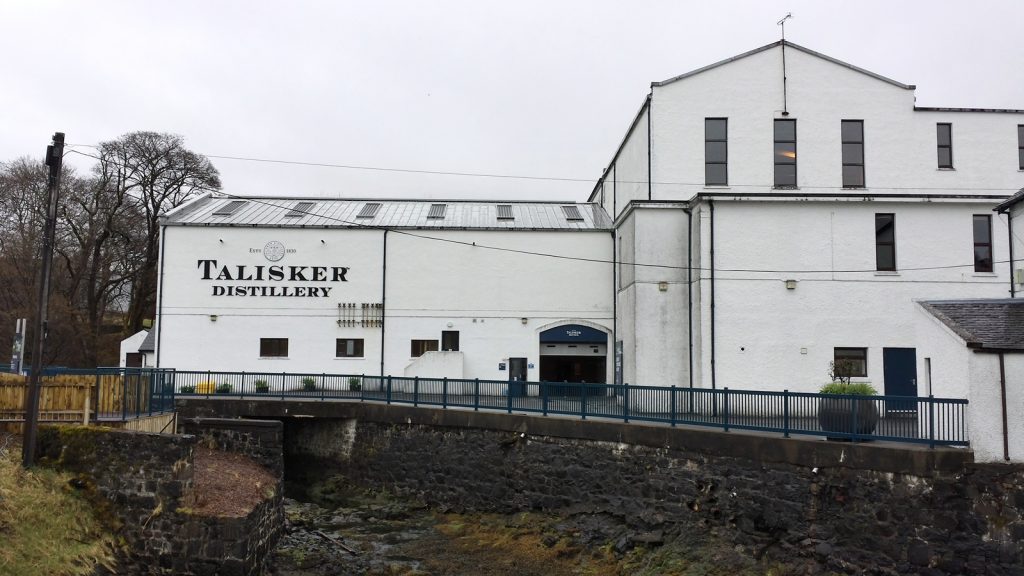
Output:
top-left (197, 259), bottom-right (349, 298)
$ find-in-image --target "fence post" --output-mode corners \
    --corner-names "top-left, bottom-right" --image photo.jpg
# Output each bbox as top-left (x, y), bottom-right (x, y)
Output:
top-left (443, 377), bottom-right (448, 409)
top-left (240, 371), bottom-right (246, 400)
top-left (623, 382), bottom-right (630, 423)
top-left (670, 385), bottom-right (677, 427)
top-left (542, 382), bottom-right (548, 416)
top-left (414, 376), bottom-right (419, 407)
top-left (386, 375), bottom-right (392, 404)
top-left (474, 378), bottom-right (479, 411)
top-left (280, 372), bottom-right (286, 400)
top-left (783, 389), bottom-right (790, 438)
top-left (581, 382), bottom-right (587, 420)
top-left (206, 370), bottom-right (212, 399)
top-left (122, 374), bottom-right (128, 422)
top-left (506, 380), bottom-right (512, 414)
top-left (93, 372), bottom-right (100, 424)
top-left (360, 374), bottom-right (366, 402)
top-left (928, 394), bottom-right (936, 449)
top-left (321, 373), bottom-right (326, 401)
top-left (723, 388), bottom-right (729, 432)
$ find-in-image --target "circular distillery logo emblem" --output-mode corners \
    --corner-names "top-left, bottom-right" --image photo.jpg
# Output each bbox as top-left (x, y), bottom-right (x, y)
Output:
top-left (263, 240), bottom-right (286, 262)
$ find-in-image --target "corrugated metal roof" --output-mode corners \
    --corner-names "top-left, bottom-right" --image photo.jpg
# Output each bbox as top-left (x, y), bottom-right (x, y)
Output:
top-left (162, 195), bottom-right (614, 231)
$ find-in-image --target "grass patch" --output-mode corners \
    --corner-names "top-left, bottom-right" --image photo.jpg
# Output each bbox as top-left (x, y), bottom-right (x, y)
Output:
top-left (0, 437), bottom-right (115, 575)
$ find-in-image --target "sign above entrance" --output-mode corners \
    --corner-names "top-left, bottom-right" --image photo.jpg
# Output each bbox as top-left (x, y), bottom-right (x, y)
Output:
top-left (539, 324), bottom-right (608, 344)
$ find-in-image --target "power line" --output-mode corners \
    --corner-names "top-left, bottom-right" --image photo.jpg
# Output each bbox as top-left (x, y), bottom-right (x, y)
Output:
top-left (64, 144), bottom-right (1023, 192)
top-left (65, 148), bottom-right (1018, 276)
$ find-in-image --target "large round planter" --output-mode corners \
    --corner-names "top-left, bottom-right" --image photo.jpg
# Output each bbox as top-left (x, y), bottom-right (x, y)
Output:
top-left (818, 396), bottom-right (879, 439)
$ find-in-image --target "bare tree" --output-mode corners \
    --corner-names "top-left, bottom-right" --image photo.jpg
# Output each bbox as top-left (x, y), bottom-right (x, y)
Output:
top-left (95, 132), bottom-right (221, 333)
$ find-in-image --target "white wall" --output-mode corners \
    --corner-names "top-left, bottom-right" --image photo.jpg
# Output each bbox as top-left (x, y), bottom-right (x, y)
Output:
top-left (698, 198), bottom-right (1010, 393)
top-left (157, 224), bottom-right (614, 382)
top-left (119, 330), bottom-right (148, 367)
top-left (604, 104), bottom-right (650, 220)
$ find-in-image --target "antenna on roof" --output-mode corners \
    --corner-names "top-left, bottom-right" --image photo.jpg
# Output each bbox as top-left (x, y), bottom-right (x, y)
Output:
top-left (777, 12), bottom-right (793, 41)
top-left (777, 12), bottom-right (793, 116)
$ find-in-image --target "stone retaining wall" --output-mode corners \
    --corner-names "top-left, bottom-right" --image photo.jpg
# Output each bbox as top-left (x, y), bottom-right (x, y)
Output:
top-left (179, 417), bottom-right (284, 477)
top-left (37, 425), bottom-right (282, 575)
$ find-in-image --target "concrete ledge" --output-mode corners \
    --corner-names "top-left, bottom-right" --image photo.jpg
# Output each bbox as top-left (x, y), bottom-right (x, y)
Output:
top-left (176, 398), bottom-right (973, 477)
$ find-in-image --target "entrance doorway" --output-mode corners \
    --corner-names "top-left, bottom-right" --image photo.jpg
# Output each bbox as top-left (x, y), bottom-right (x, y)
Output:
top-left (538, 324), bottom-right (608, 395)
top-left (508, 357), bottom-right (527, 396)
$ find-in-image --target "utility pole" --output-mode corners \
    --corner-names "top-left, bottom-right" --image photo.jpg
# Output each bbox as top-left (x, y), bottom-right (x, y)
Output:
top-left (22, 132), bottom-right (64, 468)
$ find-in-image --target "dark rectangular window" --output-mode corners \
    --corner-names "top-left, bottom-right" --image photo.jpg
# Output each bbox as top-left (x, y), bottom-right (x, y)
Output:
top-left (427, 204), bottom-right (447, 219)
top-left (259, 338), bottom-right (288, 358)
top-left (496, 205), bottom-right (514, 220)
top-left (357, 202), bottom-right (381, 218)
top-left (705, 118), bottom-right (728, 186)
top-left (411, 339), bottom-right (439, 357)
top-left (875, 213), bottom-right (896, 271)
top-left (335, 338), bottom-right (364, 358)
top-left (834, 347), bottom-right (868, 378)
top-left (841, 120), bottom-right (865, 187)
top-left (285, 201), bottom-right (315, 217)
top-left (973, 215), bottom-right (993, 272)
top-left (213, 200), bottom-right (247, 216)
top-left (774, 119), bottom-right (797, 188)
top-left (1018, 125), bottom-right (1023, 170)
top-left (562, 205), bottom-right (584, 221)
top-left (441, 330), bottom-right (460, 351)
top-left (937, 123), bottom-right (953, 168)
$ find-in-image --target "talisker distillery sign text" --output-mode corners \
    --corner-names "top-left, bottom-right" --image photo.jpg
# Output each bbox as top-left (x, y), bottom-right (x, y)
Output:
top-left (197, 259), bottom-right (348, 298)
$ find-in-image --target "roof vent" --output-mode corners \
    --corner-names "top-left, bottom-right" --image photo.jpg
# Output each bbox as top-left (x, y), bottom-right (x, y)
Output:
top-left (285, 201), bottom-right (316, 218)
top-left (427, 204), bottom-right (447, 219)
top-left (213, 200), bottom-right (247, 216)
top-left (357, 202), bottom-right (381, 218)
top-left (496, 204), bottom-right (514, 221)
top-left (562, 205), bottom-right (584, 221)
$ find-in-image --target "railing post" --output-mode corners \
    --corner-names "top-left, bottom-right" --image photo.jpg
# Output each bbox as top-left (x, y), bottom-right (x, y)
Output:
top-left (723, 388), bottom-right (729, 432)
top-left (360, 374), bottom-right (366, 402)
top-left (443, 377), bottom-right (448, 409)
top-left (386, 375), bottom-right (392, 404)
top-left (851, 395), bottom-right (859, 443)
top-left (206, 370), bottom-right (212, 399)
top-left (507, 380), bottom-right (512, 414)
top-left (93, 372), bottom-right (100, 424)
top-left (670, 385), bottom-right (677, 427)
top-left (240, 371), bottom-right (246, 400)
top-left (581, 382), bottom-right (587, 420)
top-left (783, 389), bottom-right (790, 438)
top-left (542, 382), bottom-right (548, 416)
top-left (122, 374), bottom-right (128, 422)
top-left (281, 372), bottom-right (286, 400)
top-left (623, 382), bottom-right (630, 423)
top-left (928, 394), bottom-right (936, 449)
top-left (321, 373), bottom-right (326, 401)
top-left (414, 376), bottom-right (419, 407)
top-left (474, 378), bottom-right (479, 411)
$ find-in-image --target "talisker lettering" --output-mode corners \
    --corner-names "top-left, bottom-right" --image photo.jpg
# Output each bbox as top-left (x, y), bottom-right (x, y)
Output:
top-left (197, 259), bottom-right (348, 298)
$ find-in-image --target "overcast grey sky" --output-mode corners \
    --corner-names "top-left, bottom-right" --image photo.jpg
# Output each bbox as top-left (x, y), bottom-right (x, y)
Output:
top-left (3, 0), bottom-right (1023, 201)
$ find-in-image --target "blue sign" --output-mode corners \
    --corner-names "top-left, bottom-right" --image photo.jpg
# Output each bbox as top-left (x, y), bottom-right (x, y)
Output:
top-left (539, 324), bottom-right (608, 344)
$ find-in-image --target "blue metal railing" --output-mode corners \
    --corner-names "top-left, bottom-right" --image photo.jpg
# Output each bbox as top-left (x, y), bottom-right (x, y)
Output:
top-left (169, 370), bottom-right (969, 447)
top-left (40, 367), bottom-right (178, 423)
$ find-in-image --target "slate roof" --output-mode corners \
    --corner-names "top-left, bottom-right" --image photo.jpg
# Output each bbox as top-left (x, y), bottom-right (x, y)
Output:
top-left (995, 188), bottom-right (1024, 212)
top-left (162, 194), bottom-right (613, 231)
top-left (920, 299), bottom-right (1024, 351)
top-left (138, 330), bottom-right (155, 353)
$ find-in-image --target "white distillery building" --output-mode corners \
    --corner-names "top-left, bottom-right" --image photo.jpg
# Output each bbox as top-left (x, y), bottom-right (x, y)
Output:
top-left (143, 41), bottom-right (1023, 404)
top-left (153, 198), bottom-right (615, 384)
top-left (589, 40), bottom-right (1023, 399)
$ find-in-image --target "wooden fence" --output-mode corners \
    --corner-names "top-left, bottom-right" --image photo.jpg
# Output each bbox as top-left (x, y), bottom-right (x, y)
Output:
top-left (0, 371), bottom-right (163, 426)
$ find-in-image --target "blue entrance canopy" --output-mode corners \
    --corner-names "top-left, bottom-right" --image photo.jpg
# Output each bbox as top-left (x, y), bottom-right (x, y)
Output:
top-left (539, 324), bottom-right (608, 344)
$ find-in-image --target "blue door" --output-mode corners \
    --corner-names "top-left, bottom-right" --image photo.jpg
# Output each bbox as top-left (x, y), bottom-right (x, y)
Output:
top-left (883, 348), bottom-right (917, 412)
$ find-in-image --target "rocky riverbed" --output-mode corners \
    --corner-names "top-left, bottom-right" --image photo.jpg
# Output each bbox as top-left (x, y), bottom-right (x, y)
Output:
top-left (265, 473), bottom-right (811, 576)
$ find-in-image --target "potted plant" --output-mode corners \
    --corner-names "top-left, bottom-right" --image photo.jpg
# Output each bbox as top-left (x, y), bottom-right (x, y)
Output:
top-left (254, 379), bottom-right (270, 394)
top-left (348, 377), bottom-right (361, 391)
top-left (818, 360), bottom-right (879, 438)
top-left (180, 384), bottom-right (196, 394)
top-left (302, 376), bottom-right (317, 392)
top-left (215, 382), bottom-right (233, 394)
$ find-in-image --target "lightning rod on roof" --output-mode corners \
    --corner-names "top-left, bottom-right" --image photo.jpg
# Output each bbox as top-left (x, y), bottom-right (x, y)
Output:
top-left (777, 13), bottom-right (793, 115)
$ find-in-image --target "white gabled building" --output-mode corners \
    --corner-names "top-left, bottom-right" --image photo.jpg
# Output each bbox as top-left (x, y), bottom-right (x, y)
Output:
top-left (136, 41), bottom-right (1023, 406)
top-left (591, 40), bottom-right (1023, 398)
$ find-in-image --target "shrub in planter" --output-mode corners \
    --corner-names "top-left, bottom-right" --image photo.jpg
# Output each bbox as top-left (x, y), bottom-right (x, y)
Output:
top-left (180, 385), bottom-right (196, 394)
top-left (302, 377), bottom-right (317, 391)
top-left (818, 361), bottom-right (879, 438)
top-left (348, 377), bottom-right (362, 391)
top-left (215, 382), bottom-right (233, 394)
top-left (254, 379), bottom-right (270, 393)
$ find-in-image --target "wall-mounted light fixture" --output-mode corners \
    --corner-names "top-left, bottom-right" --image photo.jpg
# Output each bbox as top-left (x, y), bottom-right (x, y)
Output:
top-left (658, 281), bottom-right (669, 292)
top-left (785, 279), bottom-right (797, 290)
top-left (521, 318), bottom-right (528, 325)
top-left (209, 314), bottom-right (218, 322)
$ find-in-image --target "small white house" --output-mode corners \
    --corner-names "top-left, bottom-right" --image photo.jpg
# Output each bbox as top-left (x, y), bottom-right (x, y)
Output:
top-left (119, 330), bottom-right (153, 368)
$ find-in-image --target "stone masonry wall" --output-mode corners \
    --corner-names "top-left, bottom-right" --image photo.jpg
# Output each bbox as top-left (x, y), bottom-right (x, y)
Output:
top-left (333, 422), bottom-right (1024, 576)
top-left (179, 417), bottom-right (284, 477)
top-left (37, 425), bottom-right (282, 576)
